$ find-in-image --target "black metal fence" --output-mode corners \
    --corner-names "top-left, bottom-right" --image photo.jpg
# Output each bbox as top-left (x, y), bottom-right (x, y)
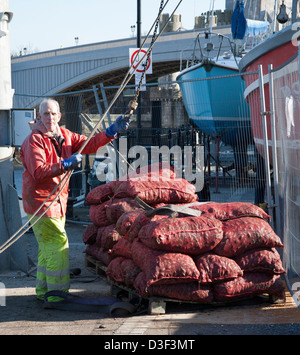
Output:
top-left (15, 78), bottom-right (265, 213)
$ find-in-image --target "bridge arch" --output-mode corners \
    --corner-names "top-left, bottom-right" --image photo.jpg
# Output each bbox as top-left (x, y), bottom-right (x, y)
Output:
top-left (11, 26), bottom-right (231, 108)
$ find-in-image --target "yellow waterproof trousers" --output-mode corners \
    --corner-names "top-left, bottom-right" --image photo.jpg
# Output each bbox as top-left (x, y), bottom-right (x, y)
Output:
top-left (28, 214), bottom-right (70, 301)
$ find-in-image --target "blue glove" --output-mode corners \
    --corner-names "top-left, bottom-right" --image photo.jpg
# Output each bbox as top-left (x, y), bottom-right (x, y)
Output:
top-left (105, 115), bottom-right (130, 137)
top-left (62, 153), bottom-right (82, 171)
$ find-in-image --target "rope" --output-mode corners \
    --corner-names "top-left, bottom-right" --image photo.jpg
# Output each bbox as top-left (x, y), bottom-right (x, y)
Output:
top-left (0, 171), bottom-right (72, 254)
top-left (0, 0), bottom-right (183, 255)
top-left (77, 0), bottom-right (184, 155)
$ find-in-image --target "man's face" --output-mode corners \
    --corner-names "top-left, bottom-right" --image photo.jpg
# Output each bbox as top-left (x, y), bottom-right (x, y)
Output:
top-left (39, 102), bottom-right (61, 132)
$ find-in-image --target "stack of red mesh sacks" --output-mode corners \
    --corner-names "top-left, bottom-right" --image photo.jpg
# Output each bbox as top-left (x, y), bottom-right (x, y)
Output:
top-left (83, 163), bottom-right (286, 303)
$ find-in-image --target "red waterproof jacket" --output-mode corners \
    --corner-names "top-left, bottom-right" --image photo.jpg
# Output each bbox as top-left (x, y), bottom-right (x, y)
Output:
top-left (20, 128), bottom-right (114, 218)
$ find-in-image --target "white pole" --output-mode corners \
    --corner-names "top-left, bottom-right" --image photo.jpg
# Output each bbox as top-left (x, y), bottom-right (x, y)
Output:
top-left (292, 0), bottom-right (298, 23)
top-left (258, 65), bottom-right (273, 225)
top-left (268, 64), bottom-right (281, 235)
top-left (209, 0), bottom-right (215, 34)
top-left (0, 0), bottom-right (13, 110)
top-left (272, 0), bottom-right (279, 33)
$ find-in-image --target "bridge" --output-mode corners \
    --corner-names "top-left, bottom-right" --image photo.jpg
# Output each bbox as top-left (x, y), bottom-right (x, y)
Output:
top-left (11, 25), bottom-right (231, 109)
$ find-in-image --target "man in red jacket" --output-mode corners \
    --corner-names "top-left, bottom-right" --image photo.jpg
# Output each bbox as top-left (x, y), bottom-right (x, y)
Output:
top-left (20, 98), bottom-right (129, 302)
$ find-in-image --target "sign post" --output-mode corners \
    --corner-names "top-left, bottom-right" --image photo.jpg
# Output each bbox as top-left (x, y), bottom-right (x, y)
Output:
top-left (129, 48), bottom-right (152, 91)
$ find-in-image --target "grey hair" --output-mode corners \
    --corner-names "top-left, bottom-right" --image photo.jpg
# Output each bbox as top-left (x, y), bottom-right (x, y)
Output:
top-left (39, 98), bottom-right (60, 114)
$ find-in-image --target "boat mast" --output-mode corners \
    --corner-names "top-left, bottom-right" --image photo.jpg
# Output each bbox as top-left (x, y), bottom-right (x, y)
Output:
top-left (272, 0), bottom-right (279, 33)
top-left (209, 0), bottom-right (215, 34)
top-left (292, 0), bottom-right (298, 23)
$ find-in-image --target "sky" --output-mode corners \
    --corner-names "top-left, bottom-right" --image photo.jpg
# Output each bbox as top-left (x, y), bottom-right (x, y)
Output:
top-left (8, 0), bottom-right (226, 54)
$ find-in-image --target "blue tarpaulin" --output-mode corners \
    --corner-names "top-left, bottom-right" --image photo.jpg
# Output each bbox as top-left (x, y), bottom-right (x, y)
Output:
top-left (231, 0), bottom-right (247, 40)
top-left (231, 0), bottom-right (270, 40)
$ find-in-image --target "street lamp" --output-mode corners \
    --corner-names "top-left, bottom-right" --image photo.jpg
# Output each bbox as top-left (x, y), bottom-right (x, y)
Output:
top-left (0, 11), bottom-right (12, 38)
top-left (131, 25), bottom-right (136, 37)
top-left (74, 37), bottom-right (79, 46)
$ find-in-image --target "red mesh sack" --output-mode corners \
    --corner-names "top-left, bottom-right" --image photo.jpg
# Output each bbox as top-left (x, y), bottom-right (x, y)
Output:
top-left (85, 182), bottom-right (113, 205)
top-left (109, 179), bottom-right (121, 194)
top-left (115, 209), bottom-right (144, 236)
top-left (100, 224), bottom-right (121, 251)
top-left (213, 217), bottom-right (284, 257)
top-left (105, 197), bottom-right (141, 224)
top-left (108, 238), bottom-right (133, 259)
top-left (235, 248), bottom-right (286, 274)
top-left (95, 226), bottom-right (107, 246)
top-left (109, 163), bottom-right (177, 193)
top-left (82, 223), bottom-right (98, 245)
top-left (84, 245), bottom-right (113, 266)
top-left (131, 240), bottom-right (200, 287)
top-left (85, 244), bottom-right (99, 259)
top-left (96, 248), bottom-right (114, 266)
top-left (89, 202), bottom-right (110, 227)
top-left (134, 272), bottom-right (214, 303)
top-left (106, 257), bottom-right (141, 286)
top-left (138, 216), bottom-right (223, 255)
top-left (106, 257), bottom-right (125, 283)
top-left (194, 253), bottom-right (243, 283)
top-left (190, 202), bottom-right (270, 221)
top-left (120, 258), bottom-right (141, 287)
top-left (121, 162), bottom-right (177, 182)
top-left (113, 179), bottom-right (198, 205)
top-left (213, 272), bottom-right (285, 301)
top-left (125, 211), bottom-right (168, 242)
top-left (130, 162), bottom-right (177, 181)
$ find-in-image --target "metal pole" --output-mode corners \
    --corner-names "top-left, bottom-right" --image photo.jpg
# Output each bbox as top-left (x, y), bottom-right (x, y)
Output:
top-left (136, 0), bottom-right (142, 145)
top-left (137, 0), bottom-right (141, 48)
top-left (92, 85), bottom-right (107, 130)
top-left (292, 0), bottom-right (298, 23)
top-left (209, 0), bottom-right (215, 34)
top-left (258, 65), bottom-right (273, 224)
top-left (272, 0), bottom-right (279, 33)
top-left (92, 85), bottom-right (119, 177)
top-left (99, 84), bottom-right (120, 173)
top-left (268, 64), bottom-right (281, 235)
top-left (99, 83), bottom-right (113, 126)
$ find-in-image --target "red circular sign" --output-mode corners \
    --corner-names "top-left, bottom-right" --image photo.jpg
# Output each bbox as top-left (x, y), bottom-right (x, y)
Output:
top-left (131, 49), bottom-right (151, 73)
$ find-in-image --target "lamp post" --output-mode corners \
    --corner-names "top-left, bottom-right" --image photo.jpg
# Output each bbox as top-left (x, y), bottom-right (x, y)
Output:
top-left (136, 0), bottom-right (142, 144)
top-left (137, 0), bottom-right (141, 48)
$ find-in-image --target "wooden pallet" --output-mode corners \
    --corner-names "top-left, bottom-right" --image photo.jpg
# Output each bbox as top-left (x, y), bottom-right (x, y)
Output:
top-left (84, 254), bottom-right (286, 315)
top-left (85, 254), bottom-right (183, 314)
top-left (85, 254), bottom-right (108, 277)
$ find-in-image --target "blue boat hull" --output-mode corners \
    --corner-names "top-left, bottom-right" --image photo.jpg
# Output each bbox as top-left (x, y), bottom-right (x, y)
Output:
top-left (177, 62), bottom-right (253, 147)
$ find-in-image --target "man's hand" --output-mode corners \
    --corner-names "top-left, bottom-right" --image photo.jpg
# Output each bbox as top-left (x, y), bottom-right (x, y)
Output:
top-left (62, 153), bottom-right (82, 171)
top-left (105, 115), bottom-right (130, 137)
